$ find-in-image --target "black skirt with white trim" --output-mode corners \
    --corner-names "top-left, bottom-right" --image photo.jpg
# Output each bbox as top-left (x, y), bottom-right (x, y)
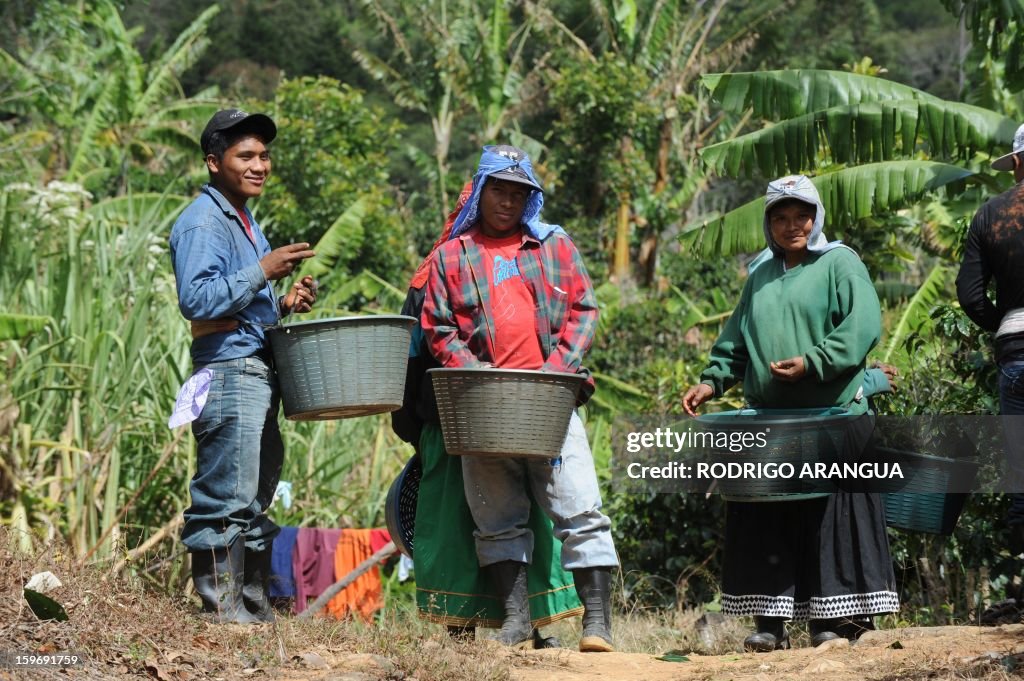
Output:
top-left (720, 492), bottom-right (899, 621)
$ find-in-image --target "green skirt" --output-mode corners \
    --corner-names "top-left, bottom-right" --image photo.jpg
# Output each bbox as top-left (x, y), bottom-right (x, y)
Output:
top-left (413, 424), bottom-right (583, 627)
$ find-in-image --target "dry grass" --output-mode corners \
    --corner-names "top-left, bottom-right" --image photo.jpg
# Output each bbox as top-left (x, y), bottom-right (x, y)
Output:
top-left (0, 531), bottom-right (512, 680)
top-left (7, 532), bottom-right (1024, 681)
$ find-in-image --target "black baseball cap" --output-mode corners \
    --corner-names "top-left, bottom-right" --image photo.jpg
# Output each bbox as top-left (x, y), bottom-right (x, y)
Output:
top-left (485, 145), bottom-right (544, 192)
top-left (200, 109), bottom-right (277, 154)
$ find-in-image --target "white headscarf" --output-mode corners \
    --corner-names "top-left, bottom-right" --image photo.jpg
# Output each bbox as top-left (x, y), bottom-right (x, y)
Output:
top-left (748, 174), bottom-right (848, 272)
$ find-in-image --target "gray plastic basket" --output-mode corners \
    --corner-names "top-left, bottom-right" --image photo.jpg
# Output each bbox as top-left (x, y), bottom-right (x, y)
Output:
top-left (267, 315), bottom-right (415, 421)
top-left (429, 368), bottom-right (584, 459)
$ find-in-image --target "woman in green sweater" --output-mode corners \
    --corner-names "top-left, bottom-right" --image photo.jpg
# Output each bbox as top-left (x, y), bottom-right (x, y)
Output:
top-left (682, 174), bottom-right (898, 651)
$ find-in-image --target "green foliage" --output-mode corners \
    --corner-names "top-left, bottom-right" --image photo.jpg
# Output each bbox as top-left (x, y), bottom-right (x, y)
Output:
top-left (0, 0), bottom-right (218, 196)
top-left (262, 76), bottom-right (413, 288)
top-left (941, 0), bottom-right (1024, 91)
top-left (702, 70), bottom-right (933, 120)
top-left (546, 54), bottom-right (657, 208)
top-left (881, 264), bottom-right (952, 364)
top-left (0, 313), bottom-right (51, 341)
top-left (701, 99), bottom-right (1018, 179)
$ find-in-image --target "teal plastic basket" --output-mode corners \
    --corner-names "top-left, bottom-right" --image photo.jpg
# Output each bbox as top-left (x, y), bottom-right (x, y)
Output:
top-left (267, 315), bottom-right (415, 421)
top-left (874, 448), bottom-right (979, 535)
top-left (695, 407), bottom-right (857, 501)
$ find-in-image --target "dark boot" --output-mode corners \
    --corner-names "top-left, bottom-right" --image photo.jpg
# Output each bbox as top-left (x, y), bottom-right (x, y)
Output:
top-left (743, 616), bottom-right (789, 652)
top-left (533, 628), bottom-right (561, 649)
top-left (809, 619), bottom-right (842, 647)
top-left (821, 616), bottom-right (874, 643)
top-left (484, 561), bottom-right (533, 647)
top-left (573, 567), bottom-right (614, 652)
top-left (242, 543), bottom-right (275, 623)
top-left (191, 541), bottom-right (261, 624)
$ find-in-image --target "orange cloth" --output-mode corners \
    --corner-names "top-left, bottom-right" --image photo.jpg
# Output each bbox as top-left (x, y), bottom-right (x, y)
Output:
top-left (328, 528), bottom-right (391, 621)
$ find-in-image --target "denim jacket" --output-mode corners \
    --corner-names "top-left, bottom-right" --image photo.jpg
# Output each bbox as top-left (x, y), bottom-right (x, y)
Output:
top-left (169, 185), bottom-right (277, 363)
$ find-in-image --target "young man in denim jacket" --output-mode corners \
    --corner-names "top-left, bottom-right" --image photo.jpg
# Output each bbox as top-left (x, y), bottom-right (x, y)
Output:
top-left (421, 145), bottom-right (618, 651)
top-left (169, 109), bottom-right (316, 623)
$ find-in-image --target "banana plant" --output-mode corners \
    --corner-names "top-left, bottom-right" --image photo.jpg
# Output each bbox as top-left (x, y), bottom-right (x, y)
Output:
top-left (529, 0), bottom-right (786, 286)
top-left (941, 0), bottom-right (1024, 91)
top-left (1, 0), bottom-right (219, 195)
top-left (352, 0), bottom-right (545, 219)
top-left (684, 70), bottom-right (1018, 259)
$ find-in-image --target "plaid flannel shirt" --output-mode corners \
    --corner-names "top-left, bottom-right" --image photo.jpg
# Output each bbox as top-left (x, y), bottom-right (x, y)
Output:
top-left (421, 228), bottom-right (598, 401)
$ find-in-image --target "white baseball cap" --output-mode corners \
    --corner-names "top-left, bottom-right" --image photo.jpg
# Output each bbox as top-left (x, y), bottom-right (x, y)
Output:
top-left (991, 122), bottom-right (1024, 171)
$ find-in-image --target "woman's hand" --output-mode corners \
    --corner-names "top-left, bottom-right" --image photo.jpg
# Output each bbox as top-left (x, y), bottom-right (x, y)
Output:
top-left (682, 383), bottom-right (714, 417)
top-left (769, 356), bottom-right (807, 382)
top-left (872, 360), bottom-right (899, 393)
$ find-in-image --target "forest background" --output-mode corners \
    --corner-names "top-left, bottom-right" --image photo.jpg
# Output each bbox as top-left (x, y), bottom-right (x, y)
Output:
top-left (1, 0), bottom-right (1023, 627)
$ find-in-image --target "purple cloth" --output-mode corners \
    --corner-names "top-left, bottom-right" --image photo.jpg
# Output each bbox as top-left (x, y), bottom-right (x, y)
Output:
top-left (291, 527), bottom-right (344, 613)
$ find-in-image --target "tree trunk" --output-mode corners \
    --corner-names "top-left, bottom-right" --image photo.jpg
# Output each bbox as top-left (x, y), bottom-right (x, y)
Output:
top-left (613, 197), bottom-right (631, 282)
top-left (612, 135), bottom-right (634, 283)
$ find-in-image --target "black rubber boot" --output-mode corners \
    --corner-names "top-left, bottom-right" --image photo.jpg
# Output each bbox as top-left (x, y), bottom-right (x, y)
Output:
top-left (809, 619), bottom-right (843, 646)
top-left (242, 543), bottom-right (275, 623)
top-left (573, 567), bottom-right (614, 652)
top-left (814, 616), bottom-right (874, 644)
top-left (191, 540), bottom-right (261, 624)
top-left (484, 561), bottom-right (533, 647)
top-left (532, 628), bottom-right (561, 649)
top-left (743, 616), bottom-right (789, 652)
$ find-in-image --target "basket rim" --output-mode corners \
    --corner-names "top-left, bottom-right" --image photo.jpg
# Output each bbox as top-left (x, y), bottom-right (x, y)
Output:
top-left (697, 406), bottom-right (852, 426)
top-left (872, 446), bottom-right (982, 467)
top-left (428, 367), bottom-right (584, 382)
top-left (267, 314), bottom-right (416, 332)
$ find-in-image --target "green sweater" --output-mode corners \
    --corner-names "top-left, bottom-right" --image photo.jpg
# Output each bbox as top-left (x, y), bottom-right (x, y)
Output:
top-left (700, 247), bottom-right (881, 413)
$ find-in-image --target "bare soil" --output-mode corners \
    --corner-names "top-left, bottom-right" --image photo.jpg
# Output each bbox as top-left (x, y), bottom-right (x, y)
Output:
top-left (508, 624), bottom-right (1024, 681)
top-left (4, 536), bottom-right (1024, 681)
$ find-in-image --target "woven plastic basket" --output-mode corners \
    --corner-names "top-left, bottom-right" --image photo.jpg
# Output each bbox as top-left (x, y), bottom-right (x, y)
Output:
top-left (429, 368), bottom-right (584, 459)
top-left (696, 407), bottom-right (856, 501)
top-left (874, 447), bottom-right (979, 535)
top-left (267, 315), bottom-right (415, 420)
top-left (385, 454), bottom-right (421, 558)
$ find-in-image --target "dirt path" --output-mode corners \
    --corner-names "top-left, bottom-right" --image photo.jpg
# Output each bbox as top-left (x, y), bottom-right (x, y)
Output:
top-left (508, 625), bottom-right (1024, 681)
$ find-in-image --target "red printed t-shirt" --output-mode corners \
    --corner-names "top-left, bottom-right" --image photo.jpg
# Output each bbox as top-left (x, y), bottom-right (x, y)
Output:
top-left (471, 231), bottom-right (544, 369)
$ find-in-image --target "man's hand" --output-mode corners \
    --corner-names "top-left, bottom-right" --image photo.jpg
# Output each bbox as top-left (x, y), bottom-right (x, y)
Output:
top-left (281, 275), bottom-right (317, 315)
top-left (682, 383), bottom-right (714, 417)
top-left (260, 243), bottom-right (315, 281)
top-left (769, 356), bottom-right (807, 382)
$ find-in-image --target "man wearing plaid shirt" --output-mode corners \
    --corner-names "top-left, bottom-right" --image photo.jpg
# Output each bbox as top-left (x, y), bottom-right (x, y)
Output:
top-left (421, 145), bottom-right (618, 652)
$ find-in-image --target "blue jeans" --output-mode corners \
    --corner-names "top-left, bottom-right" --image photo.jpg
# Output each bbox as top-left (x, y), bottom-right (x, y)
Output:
top-left (181, 356), bottom-right (283, 552)
top-left (460, 412), bottom-right (618, 570)
top-left (1000, 360), bottom-right (1024, 525)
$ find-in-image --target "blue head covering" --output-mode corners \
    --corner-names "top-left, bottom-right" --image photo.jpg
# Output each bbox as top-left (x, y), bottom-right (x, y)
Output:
top-left (748, 174), bottom-right (848, 272)
top-left (448, 145), bottom-right (564, 242)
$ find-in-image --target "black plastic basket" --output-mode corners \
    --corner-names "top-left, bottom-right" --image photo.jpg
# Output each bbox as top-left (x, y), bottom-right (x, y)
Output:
top-left (695, 407), bottom-right (857, 501)
top-left (384, 454), bottom-right (421, 558)
top-left (874, 447), bottom-right (979, 535)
